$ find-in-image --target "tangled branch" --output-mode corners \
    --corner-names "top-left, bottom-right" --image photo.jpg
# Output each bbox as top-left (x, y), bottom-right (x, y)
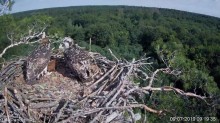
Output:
top-left (0, 0), bottom-right (14, 15)
top-left (0, 26), bottom-right (47, 58)
top-left (0, 41), bottom-right (211, 122)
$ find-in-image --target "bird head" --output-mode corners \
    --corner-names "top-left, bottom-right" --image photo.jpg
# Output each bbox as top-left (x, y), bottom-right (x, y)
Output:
top-left (59, 37), bottom-right (74, 52)
top-left (40, 32), bottom-right (50, 45)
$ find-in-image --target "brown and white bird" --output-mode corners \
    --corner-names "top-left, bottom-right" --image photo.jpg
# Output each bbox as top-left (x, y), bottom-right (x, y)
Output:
top-left (24, 32), bottom-right (51, 83)
top-left (60, 37), bottom-right (100, 82)
top-left (58, 37), bottom-right (74, 52)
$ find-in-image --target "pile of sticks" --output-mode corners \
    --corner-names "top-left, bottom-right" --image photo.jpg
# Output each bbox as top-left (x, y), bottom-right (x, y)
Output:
top-left (0, 59), bottom-right (25, 90)
top-left (0, 48), bottom-right (208, 123)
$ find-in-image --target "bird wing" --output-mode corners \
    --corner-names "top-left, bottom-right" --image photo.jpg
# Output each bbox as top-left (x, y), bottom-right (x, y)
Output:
top-left (25, 43), bottom-right (51, 83)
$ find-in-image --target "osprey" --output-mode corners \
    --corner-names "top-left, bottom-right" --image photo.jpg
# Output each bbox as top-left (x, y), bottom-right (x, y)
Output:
top-left (60, 37), bottom-right (100, 82)
top-left (59, 37), bottom-right (73, 52)
top-left (24, 33), bottom-right (51, 83)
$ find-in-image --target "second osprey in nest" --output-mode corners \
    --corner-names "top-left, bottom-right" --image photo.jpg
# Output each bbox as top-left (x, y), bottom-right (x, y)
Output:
top-left (61, 37), bottom-right (101, 82)
top-left (24, 33), bottom-right (51, 83)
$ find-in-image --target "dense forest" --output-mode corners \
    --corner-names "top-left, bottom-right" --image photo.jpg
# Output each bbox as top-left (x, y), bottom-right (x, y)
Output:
top-left (0, 6), bottom-right (220, 122)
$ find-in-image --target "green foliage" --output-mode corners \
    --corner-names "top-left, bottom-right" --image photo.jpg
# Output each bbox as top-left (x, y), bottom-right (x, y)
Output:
top-left (0, 15), bottom-right (16, 50)
top-left (0, 14), bottom-right (54, 58)
top-left (3, 43), bottom-right (37, 60)
top-left (146, 92), bottom-right (217, 122)
top-left (86, 23), bottom-right (112, 47)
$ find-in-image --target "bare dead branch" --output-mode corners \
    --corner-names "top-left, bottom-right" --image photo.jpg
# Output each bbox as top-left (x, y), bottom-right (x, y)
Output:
top-left (0, 26), bottom-right (47, 58)
top-left (3, 87), bottom-right (11, 123)
top-left (0, 0), bottom-right (12, 15)
top-left (142, 86), bottom-right (207, 101)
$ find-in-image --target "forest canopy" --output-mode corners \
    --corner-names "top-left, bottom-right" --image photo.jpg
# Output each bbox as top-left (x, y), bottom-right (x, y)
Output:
top-left (0, 6), bottom-right (220, 122)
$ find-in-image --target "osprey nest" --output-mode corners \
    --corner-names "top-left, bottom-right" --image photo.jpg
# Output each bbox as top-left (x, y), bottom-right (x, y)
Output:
top-left (0, 37), bottom-right (198, 123)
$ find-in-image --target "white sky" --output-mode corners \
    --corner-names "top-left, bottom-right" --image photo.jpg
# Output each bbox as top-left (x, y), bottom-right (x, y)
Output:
top-left (12, 0), bottom-right (220, 18)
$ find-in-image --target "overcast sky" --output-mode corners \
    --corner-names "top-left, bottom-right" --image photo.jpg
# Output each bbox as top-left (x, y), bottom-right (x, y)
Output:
top-left (12, 0), bottom-right (220, 18)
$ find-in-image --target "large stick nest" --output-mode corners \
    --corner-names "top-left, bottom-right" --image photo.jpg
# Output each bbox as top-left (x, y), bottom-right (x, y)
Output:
top-left (0, 45), bottom-right (206, 123)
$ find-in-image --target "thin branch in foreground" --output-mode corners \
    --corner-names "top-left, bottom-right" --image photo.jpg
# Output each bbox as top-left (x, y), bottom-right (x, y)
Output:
top-left (142, 86), bottom-right (208, 102)
top-left (3, 87), bottom-right (11, 123)
top-left (0, 26), bottom-right (47, 58)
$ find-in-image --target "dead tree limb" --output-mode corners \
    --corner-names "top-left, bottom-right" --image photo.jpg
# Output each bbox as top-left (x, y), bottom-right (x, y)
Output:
top-left (0, 0), bottom-right (14, 15)
top-left (0, 26), bottom-right (47, 58)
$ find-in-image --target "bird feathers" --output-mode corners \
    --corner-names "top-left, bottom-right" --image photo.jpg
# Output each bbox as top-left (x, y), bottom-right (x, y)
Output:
top-left (24, 40), bottom-right (51, 83)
